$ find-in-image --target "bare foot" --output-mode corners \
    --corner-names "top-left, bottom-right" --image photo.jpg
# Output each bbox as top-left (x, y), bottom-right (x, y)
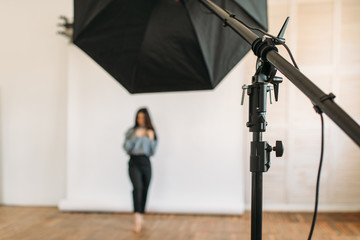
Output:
top-left (133, 213), bottom-right (142, 233)
top-left (140, 214), bottom-right (144, 226)
top-left (139, 214), bottom-right (145, 228)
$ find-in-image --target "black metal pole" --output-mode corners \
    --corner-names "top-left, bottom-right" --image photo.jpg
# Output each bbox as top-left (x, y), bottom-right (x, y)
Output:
top-left (251, 172), bottom-right (263, 240)
top-left (246, 69), bottom-right (273, 239)
top-left (198, 0), bottom-right (360, 147)
top-left (251, 132), bottom-right (264, 240)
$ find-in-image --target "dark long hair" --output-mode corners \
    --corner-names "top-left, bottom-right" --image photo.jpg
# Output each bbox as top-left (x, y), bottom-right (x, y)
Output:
top-left (134, 107), bottom-right (157, 140)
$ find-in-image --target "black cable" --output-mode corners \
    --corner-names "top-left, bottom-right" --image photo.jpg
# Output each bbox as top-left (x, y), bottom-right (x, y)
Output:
top-left (280, 43), bottom-right (299, 70)
top-left (308, 107), bottom-right (325, 240)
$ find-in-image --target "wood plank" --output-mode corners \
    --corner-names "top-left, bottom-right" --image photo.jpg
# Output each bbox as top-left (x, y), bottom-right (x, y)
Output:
top-left (0, 207), bottom-right (359, 239)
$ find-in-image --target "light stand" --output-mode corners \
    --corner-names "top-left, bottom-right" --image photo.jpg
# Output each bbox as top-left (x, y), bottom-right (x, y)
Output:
top-left (198, 0), bottom-right (360, 239)
top-left (242, 58), bottom-right (284, 239)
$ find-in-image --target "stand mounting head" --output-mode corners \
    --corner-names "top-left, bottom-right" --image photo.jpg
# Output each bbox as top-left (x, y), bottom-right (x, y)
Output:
top-left (255, 60), bottom-right (283, 102)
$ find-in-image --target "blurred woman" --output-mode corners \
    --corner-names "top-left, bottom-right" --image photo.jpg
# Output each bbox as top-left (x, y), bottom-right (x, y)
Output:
top-left (123, 107), bottom-right (158, 233)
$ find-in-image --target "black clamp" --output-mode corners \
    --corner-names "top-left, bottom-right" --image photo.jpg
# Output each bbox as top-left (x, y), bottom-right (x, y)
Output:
top-left (223, 9), bottom-right (236, 27)
top-left (320, 93), bottom-right (336, 102)
top-left (252, 38), bottom-right (278, 62)
top-left (314, 93), bottom-right (336, 114)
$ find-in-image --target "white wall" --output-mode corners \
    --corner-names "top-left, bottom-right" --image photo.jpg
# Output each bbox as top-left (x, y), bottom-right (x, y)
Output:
top-left (58, 45), bottom-right (246, 214)
top-left (0, 0), bottom-right (71, 205)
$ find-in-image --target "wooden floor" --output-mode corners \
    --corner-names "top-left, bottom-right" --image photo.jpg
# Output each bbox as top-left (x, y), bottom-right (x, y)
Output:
top-left (0, 207), bottom-right (359, 240)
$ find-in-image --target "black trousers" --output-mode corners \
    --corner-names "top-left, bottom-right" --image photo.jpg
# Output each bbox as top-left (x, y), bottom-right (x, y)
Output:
top-left (128, 155), bottom-right (152, 214)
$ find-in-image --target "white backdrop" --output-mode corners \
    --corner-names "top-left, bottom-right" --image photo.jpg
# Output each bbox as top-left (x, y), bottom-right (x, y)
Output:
top-left (58, 45), bottom-right (247, 214)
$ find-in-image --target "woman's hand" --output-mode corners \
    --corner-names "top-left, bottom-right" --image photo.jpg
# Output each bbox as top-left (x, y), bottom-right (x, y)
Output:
top-left (135, 128), bottom-right (147, 138)
top-left (147, 129), bottom-right (155, 141)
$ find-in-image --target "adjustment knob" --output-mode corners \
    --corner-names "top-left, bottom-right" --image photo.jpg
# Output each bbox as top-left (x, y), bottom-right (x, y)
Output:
top-left (272, 140), bottom-right (284, 157)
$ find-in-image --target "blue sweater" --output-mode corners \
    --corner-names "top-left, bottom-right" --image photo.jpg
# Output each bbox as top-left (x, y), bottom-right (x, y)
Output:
top-left (123, 127), bottom-right (158, 157)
